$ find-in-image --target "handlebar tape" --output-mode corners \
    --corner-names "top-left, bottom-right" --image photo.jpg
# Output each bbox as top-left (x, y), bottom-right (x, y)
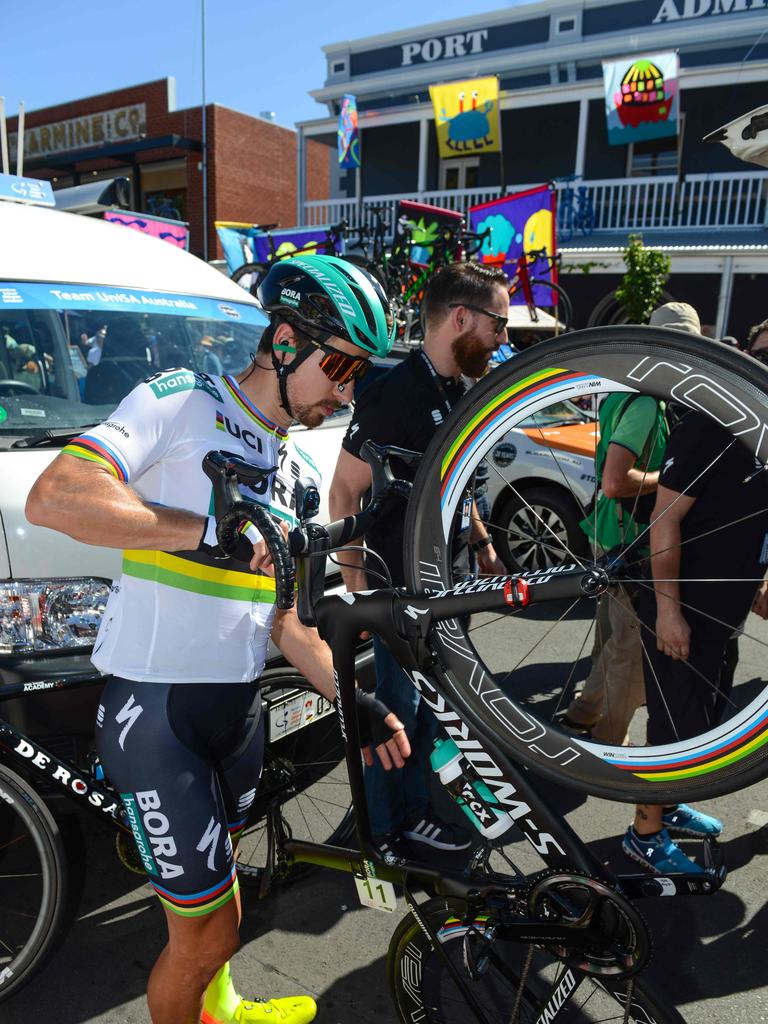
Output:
top-left (216, 501), bottom-right (295, 610)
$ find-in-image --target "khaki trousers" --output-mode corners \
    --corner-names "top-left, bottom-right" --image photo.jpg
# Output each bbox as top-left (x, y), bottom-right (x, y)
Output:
top-left (566, 585), bottom-right (646, 745)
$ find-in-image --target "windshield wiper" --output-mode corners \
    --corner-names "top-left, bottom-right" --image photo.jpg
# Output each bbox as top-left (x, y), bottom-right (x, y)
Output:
top-left (11, 425), bottom-right (102, 449)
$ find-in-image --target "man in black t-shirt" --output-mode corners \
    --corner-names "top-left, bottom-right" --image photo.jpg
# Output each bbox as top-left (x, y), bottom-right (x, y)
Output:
top-left (330, 262), bottom-right (509, 858)
top-left (623, 407), bottom-right (768, 874)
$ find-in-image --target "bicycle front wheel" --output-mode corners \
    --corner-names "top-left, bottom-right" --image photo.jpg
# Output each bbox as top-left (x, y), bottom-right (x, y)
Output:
top-left (236, 677), bottom-right (355, 886)
top-left (529, 279), bottom-right (574, 332)
top-left (404, 326), bottom-right (768, 804)
top-left (0, 763), bottom-right (67, 1002)
top-left (388, 898), bottom-right (685, 1024)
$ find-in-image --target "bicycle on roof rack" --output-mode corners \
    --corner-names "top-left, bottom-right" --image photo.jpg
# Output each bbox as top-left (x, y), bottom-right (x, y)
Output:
top-left (4, 326), bottom-right (768, 1021)
top-left (507, 247), bottom-right (574, 333)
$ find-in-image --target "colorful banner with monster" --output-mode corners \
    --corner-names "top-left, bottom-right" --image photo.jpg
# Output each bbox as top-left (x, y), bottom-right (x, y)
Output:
top-left (602, 51), bottom-right (679, 146)
top-left (394, 199), bottom-right (464, 268)
top-left (215, 223), bottom-right (343, 275)
top-left (338, 94), bottom-right (361, 169)
top-left (468, 185), bottom-right (557, 306)
top-left (429, 76), bottom-right (501, 160)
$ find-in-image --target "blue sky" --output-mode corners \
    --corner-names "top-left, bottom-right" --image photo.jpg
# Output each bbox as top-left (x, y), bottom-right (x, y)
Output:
top-left (3, 0), bottom-right (527, 130)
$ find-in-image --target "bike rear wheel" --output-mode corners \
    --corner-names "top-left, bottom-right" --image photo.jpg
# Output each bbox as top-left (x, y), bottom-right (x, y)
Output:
top-left (388, 898), bottom-right (684, 1024)
top-left (236, 678), bottom-right (355, 886)
top-left (0, 763), bottom-right (67, 1002)
top-left (231, 261), bottom-right (270, 297)
top-left (404, 326), bottom-right (768, 803)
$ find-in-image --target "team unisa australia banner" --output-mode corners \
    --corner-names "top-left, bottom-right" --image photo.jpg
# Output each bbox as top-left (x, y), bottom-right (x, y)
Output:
top-left (429, 76), bottom-right (501, 160)
top-left (338, 94), bottom-right (361, 169)
top-left (602, 51), bottom-right (679, 146)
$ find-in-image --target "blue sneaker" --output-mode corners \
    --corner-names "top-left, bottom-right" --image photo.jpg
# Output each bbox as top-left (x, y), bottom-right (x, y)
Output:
top-left (662, 804), bottom-right (722, 838)
top-left (622, 826), bottom-right (704, 874)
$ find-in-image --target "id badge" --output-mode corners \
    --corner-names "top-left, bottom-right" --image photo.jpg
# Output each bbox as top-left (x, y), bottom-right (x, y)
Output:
top-left (460, 494), bottom-right (472, 531)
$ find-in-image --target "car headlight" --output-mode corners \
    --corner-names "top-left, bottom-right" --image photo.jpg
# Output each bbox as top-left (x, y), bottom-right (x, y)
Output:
top-left (0, 578), bottom-right (111, 655)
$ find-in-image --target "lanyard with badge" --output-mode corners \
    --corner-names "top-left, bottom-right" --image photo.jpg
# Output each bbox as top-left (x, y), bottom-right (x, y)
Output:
top-left (420, 351), bottom-right (473, 531)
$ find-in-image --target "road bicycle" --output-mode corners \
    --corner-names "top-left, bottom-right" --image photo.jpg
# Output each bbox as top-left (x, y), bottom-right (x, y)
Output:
top-left (508, 248), bottom-right (574, 333)
top-left (556, 176), bottom-right (596, 242)
top-left (230, 221), bottom-right (347, 296)
top-left (4, 325), bottom-right (768, 1021)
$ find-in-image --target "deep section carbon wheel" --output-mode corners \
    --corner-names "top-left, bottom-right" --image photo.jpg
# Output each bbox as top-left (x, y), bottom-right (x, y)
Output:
top-left (405, 326), bottom-right (768, 803)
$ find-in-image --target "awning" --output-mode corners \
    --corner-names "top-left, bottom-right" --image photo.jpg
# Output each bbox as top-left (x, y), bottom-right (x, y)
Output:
top-left (23, 134), bottom-right (202, 173)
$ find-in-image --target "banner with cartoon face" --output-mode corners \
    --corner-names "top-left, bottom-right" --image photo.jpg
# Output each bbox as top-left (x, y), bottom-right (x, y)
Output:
top-left (429, 76), bottom-right (501, 160)
top-left (602, 51), bottom-right (679, 146)
top-left (468, 185), bottom-right (556, 306)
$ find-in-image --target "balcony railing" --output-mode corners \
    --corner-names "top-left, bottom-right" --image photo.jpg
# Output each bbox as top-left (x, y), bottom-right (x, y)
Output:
top-left (303, 171), bottom-right (768, 237)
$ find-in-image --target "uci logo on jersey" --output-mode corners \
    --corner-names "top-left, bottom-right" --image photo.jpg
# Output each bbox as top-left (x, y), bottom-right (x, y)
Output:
top-left (280, 288), bottom-right (301, 308)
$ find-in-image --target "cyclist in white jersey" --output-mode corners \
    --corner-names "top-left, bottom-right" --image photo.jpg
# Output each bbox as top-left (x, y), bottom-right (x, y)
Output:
top-left (26, 255), bottom-right (408, 1024)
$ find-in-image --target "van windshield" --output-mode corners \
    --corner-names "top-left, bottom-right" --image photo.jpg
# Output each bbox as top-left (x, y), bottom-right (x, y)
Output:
top-left (0, 301), bottom-right (265, 438)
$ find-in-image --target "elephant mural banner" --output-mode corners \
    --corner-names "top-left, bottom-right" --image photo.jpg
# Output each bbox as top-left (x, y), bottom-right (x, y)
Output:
top-left (429, 75), bottom-right (501, 160)
top-left (602, 51), bottom-right (679, 146)
top-left (468, 185), bottom-right (557, 306)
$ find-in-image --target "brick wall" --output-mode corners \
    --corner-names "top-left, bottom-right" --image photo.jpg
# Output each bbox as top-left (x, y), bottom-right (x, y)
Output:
top-left (6, 79), bottom-right (330, 260)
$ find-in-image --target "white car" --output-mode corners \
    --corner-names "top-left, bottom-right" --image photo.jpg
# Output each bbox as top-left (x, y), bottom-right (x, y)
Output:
top-left (482, 399), bottom-right (598, 572)
top-left (0, 193), bottom-right (363, 745)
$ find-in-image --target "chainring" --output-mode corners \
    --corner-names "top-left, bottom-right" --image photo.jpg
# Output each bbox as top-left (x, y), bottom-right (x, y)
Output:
top-left (527, 870), bottom-right (652, 978)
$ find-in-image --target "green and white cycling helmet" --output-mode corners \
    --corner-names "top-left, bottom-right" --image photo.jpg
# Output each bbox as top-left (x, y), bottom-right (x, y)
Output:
top-left (257, 253), bottom-right (395, 358)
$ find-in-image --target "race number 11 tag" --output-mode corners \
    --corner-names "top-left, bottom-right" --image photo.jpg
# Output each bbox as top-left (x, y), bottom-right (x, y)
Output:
top-left (354, 875), bottom-right (398, 913)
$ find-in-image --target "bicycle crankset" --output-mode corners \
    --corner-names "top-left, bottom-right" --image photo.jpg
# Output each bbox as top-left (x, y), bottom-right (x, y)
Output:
top-left (527, 870), bottom-right (652, 979)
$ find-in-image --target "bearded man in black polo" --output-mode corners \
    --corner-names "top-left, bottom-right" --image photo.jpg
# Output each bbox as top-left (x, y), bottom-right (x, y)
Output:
top-left (329, 262), bottom-right (509, 859)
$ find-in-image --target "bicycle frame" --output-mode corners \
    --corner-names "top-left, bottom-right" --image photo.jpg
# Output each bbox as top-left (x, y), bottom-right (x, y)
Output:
top-left (0, 673), bottom-right (127, 829)
top-left (280, 576), bottom-right (725, 905)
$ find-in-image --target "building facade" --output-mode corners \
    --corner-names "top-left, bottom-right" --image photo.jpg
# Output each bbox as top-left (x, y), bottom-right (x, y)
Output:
top-left (297, 0), bottom-right (768, 337)
top-left (7, 78), bottom-right (330, 261)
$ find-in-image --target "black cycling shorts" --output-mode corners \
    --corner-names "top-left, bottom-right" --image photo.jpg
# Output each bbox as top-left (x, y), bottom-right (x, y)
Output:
top-left (96, 676), bottom-right (264, 917)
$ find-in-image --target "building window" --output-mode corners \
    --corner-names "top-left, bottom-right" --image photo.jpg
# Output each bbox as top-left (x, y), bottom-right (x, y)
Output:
top-left (556, 16), bottom-right (576, 32)
top-left (331, 59), bottom-right (347, 74)
top-left (627, 116), bottom-right (685, 177)
top-left (439, 157), bottom-right (480, 191)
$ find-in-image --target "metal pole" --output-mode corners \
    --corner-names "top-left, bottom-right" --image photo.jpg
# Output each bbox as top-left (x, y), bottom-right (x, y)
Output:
top-left (715, 254), bottom-right (734, 339)
top-left (201, 0), bottom-right (209, 261)
top-left (16, 102), bottom-right (24, 177)
top-left (0, 97), bottom-right (9, 175)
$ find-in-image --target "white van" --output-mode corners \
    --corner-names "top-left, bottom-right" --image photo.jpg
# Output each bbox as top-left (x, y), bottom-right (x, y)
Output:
top-left (0, 195), bottom-right (361, 743)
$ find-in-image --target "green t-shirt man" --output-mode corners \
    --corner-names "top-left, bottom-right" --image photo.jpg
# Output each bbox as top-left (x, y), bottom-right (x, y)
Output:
top-left (582, 393), bottom-right (668, 554)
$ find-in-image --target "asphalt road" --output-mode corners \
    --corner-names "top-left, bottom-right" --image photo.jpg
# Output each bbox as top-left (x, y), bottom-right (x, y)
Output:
top-left (4, 601), bottom-right (767, 1023)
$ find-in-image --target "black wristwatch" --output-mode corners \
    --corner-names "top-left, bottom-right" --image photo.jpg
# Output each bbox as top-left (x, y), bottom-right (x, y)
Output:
top-left (471, 536), bottom-right (493, 553)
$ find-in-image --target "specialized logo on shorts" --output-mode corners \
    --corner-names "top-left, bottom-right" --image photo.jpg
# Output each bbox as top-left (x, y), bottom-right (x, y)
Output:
top-left (122, 790), bottom-right (183, 880)
top-left (146, 369), bottom-right (222, 402)
top-left (196, 816), bottom-right (222, 872)
top-left (115, 694), bottom-right (143, 750)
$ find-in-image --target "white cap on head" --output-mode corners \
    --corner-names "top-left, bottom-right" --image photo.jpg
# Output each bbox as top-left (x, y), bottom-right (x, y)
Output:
top-left (648, 302), bottom-right (701, 335)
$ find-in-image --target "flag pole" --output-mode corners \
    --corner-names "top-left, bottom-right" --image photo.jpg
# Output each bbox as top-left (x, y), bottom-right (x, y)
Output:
top-left (496, 78), bottom-right (506, 196)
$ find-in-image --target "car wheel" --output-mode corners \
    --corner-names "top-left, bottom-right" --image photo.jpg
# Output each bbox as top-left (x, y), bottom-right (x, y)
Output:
top-left (489, 485), bottom-right (589, 573)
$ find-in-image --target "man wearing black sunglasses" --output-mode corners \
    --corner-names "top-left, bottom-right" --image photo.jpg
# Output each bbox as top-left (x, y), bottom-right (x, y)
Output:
top-left (330, 261), bottom-right (510, 863)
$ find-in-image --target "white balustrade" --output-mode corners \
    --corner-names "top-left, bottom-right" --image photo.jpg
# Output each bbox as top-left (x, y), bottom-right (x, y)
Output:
top-left (303, 171), bottom-right (768, 236)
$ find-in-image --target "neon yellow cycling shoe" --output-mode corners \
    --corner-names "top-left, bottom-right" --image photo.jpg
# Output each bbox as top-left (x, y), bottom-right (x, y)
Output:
top-left (234, 995), bottom-right (317, 1023)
